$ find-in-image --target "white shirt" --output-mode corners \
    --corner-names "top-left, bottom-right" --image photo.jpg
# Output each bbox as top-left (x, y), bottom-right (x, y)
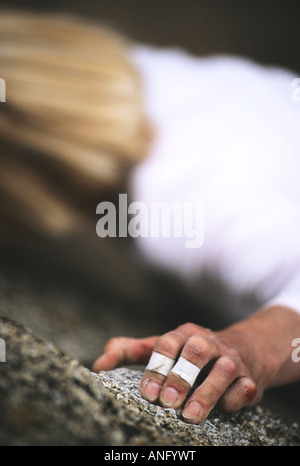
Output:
top-left (129, 45), bottom-right (300, 318)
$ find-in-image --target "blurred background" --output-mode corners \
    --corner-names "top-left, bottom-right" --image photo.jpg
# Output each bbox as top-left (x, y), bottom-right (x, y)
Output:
top-left (1, 0), bottom-right (300, 73)
top-left (0, 0), bottom-right (300, 423)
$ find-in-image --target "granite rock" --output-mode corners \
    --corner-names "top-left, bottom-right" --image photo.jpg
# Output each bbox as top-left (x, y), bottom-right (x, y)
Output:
top-left (0, 317), bottom-right (299, 446)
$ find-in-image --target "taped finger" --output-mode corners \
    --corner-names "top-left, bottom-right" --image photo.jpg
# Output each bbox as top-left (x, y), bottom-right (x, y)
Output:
top-left (171, 357), bottom-right (201, 387)
top-left (145, 351), bottom-right (175, 376)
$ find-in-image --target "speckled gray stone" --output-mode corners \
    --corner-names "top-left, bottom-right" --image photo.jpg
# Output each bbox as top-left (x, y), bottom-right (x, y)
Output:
top-left (0, 318), bottom-right (299, 446)
top-left (99, 368), bottom-right (300, 446)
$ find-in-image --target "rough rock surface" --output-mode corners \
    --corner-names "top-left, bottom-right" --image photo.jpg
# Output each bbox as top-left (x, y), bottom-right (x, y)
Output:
top-left (0, 318), bottom-right (299, 446)
top-left (100, 369), bottom-right (300, 446)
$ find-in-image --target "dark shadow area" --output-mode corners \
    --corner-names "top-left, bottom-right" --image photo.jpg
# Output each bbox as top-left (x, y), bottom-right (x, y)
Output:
top-left (1, 0), bottom-right (300, 73)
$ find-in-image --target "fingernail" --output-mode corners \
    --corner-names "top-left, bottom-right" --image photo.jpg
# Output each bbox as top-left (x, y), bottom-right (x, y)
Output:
top-left (160, 387), bottom-right (179, 407)
top-left (143, 380), bottom-right (161, 401)
top-left (182, 401), bottom-right (202, 421)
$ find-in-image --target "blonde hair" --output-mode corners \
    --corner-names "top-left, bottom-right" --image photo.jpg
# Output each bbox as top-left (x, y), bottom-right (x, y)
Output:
top-left (0, 10), bottom-right (152, 239)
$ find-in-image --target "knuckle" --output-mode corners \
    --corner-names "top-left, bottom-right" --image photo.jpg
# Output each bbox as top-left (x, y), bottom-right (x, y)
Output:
top-left (184, 335), bottom-right (211, 362)
top-left (155, 332), bottom-right (180, 357)
top-left (178, 322), bottom-right (200, 335)
top-left (219, 377), bottom-right (258, 412)
top-left (216, 356), bottom-right (238, 378)
top-left (178, 322), bottom-right (211, 337)
top-left (240, 377), bottom-right (257, 403)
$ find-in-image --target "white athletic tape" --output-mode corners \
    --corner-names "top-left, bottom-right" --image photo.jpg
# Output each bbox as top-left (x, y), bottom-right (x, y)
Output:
top-left (146, 351), bottom-right (175, 376)
top-left (171, 357), bottom-right (201, 386)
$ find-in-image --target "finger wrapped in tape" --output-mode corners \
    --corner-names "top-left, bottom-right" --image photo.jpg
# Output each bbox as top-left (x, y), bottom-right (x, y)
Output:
top-left (145, 351), bottom-right (175, 376)
top-left (171, 356), bottom-right (201, 386)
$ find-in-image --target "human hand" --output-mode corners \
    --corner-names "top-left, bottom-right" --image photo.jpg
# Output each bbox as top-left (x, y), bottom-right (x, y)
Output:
top-left (93, 306), bottom-right (300, 423)
top-left (93, 324), bottom-right (259, 423)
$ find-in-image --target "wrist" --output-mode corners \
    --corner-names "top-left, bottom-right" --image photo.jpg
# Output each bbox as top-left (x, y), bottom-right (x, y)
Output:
top-left (219, 305), bottom-right (300, 388)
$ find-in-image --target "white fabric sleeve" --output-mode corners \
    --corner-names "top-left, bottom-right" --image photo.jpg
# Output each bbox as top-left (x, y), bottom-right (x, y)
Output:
top-left (265, 272), bottom-right (300, 314)
top-left (130, 46), bottom-right (300, 316)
